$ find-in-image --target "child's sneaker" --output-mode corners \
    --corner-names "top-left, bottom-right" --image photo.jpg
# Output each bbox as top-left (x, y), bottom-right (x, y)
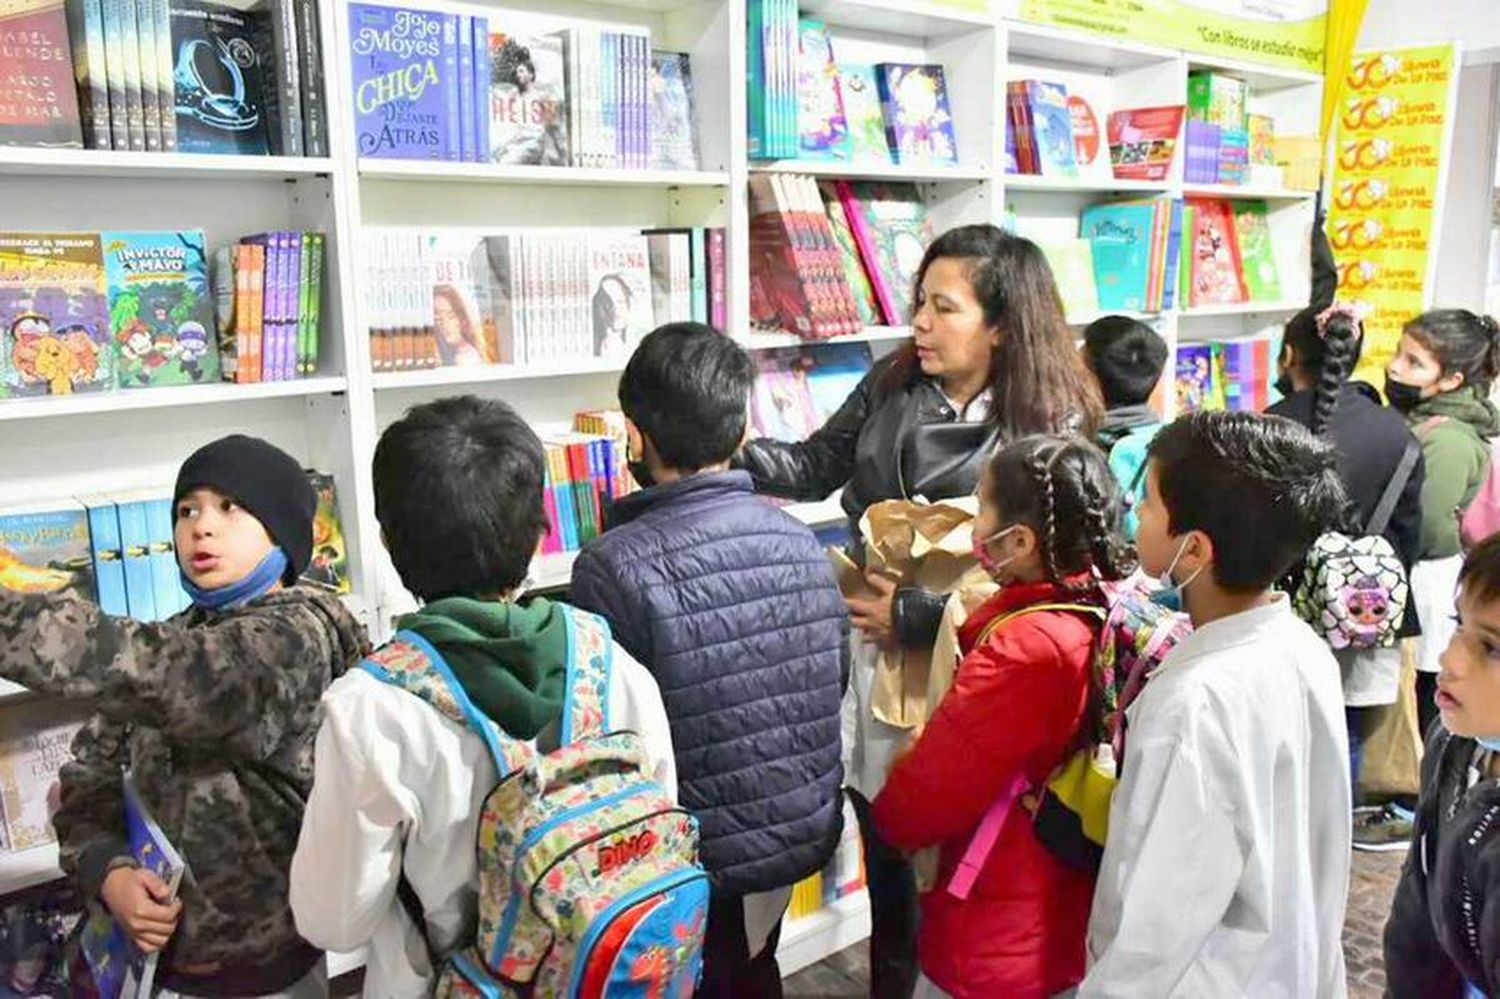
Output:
top-left (1352, 803), bottom-right (1414, 851)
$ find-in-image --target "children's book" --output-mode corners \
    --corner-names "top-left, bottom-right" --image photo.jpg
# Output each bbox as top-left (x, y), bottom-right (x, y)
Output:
top-left (1186, 199), bottom-right (1249, 307)
top-left (301, 472), bottom-right (350, 594)
top-left (1187, 70), bottom-right (1247, 131)
top-left (1039, 239), bottom-right (1100, 319)
top-left (80, 770), bottom-right (185, 998)
top-left (796, 19), bottom-right (847, 161)
top-left (649, 51), bottom-right (697, 171)
top-left (750, 348), bottom-right (820, 442)
top-left (0, 501), bottom-right (95, 600)
top-left (1107, 105), bottom-right (1185, 182)
top-left (488, 30), bottom-right (568, 166)
top-left (0, 701), bottom-right (86, 855)
top-left (1175, 343), bottom-right (1220, 414)
top-left (1065, 78), bottom-right (1111, 183)
top-left (0, 0), bottom-right (84, 148)
top-left (1247, 113), bottom-right (1276, 166)
top-left (0, 232), bottom-right (111, 398)
top-left (1020, 80), bottom-right (1076, 178)
top-left (101, 230), bottom-right (220, 388)
top-left (875, 63), bottom-right (957, 167)
top-left (835, 180), bottom-right (930, 327)
top-left (804, 341), bottom-right (871, 423)
top-left (818, 180), bottom-right (880, 327)
top-left (838, 63), bottom-right (888, 164)
top-left (585, 233), bottom-right (650, 358)
top-left (347, 3), bottom-right (450, 160)
top-left (169, 0), bottom-right (270, 154)
top-left (1080, 201), bottom-right (1157, 312)
top-left (1232, 200), bottom-right (1281, 301)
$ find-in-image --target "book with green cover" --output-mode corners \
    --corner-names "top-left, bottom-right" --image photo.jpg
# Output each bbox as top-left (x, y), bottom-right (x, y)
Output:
top-left (1039, 239), bottom-right (1099, 321)
top-left (1231, 200), bottom-right (1281, 302)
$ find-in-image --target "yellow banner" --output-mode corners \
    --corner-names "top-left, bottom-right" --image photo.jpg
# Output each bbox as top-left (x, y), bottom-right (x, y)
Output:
top-left (1017, 0), bottom-right (1326, 73)
top-left (1327, 44), bottom-right (1457, 386)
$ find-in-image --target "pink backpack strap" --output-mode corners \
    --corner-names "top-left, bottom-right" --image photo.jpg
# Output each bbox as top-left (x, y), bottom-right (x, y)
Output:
top-left (947, 772), bottom-right (1030, 900)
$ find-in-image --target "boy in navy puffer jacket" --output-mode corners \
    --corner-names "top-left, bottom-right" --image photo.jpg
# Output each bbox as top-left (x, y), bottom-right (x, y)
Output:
top-left (571, 322), bottom-right (849, 998)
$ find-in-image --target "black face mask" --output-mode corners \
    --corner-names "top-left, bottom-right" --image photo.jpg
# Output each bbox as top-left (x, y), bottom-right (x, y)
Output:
top-left (1273, 372), bottom-right (1294, 398)
top-left (627, 459), bottom-right (656, 490)
top-left (1384, 376), bottom-right (1425, 414)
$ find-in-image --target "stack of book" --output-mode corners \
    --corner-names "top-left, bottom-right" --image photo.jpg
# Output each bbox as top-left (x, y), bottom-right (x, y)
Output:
top-left (1182, 71), bottom-right (1285, 187)
top-left (1007, 80), bottom-right (1077, 179)
top-left (213, 232), bottom-right (325, 383)
top-left (750, 5), bottom-right (956, 167)
top-left (1175, 338), bottom-right (1274, 415)
top-left (0, 473), bottom-right (349, 621)
top-left (748, 342), bottom-right (873, 442)
top-left (1079, 198), bottom-right (1184, 313)
top-left (348, 5), bottom-right (698, 170)
top-left (1107, 106), bottom-right (1186, 183)
top-left (362, 225), bottom-right (728, 373)
top-left (749, 176), bottom-right (931, 338)
top-left (1181, 197), bottom-right (1282, 308)
top-left (0, 0), bottom-right (328, 154)
top-left (538, 429), bottom-right (629, 556)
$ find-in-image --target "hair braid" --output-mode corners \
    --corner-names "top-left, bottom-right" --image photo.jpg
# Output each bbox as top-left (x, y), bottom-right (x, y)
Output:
top-left (1029, 444), bottom-right (1064, 584)
top-left (1079, 470), bottom-right (1135, 584)
top-left (1309, 314), bottom-right (1359, 436)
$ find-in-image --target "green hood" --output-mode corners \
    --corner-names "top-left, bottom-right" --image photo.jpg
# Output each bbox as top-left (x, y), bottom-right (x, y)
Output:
top-left (396, 596), bottom-right (567, 739)
top-left (1410, 384), bottom-right (1500, 438)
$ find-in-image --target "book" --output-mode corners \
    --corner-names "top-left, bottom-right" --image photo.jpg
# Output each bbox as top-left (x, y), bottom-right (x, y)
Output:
top-left (253, 0), bottom-right (303, 157)
top-left (151, 0), bottom-right (173, 150)
top-left (456, 13), bottom-right (473, 161)
top-left (750, 347), bottom-right (819, 442)
top-left (1006, 81), bottom-right (1035, 174)
top-left (875, 63), bottom-right (956, 167)
top-left (1066, 78), bottom-right (1111, 183)
top-left (804, 341), bottom-right (871, 423)
top-left (1039, 239), bottom-right (1100, 319)
top-left (838, 63), bottom-right (888, 165)
top-left (1107, 105), bottom-right (1185, 182)
top-left (64, 0), bottom-right (111, 148)
top-left (301, 472), bottom-right (350, 594)
top-left (586, 232), bottom-right (650, 358)
top-left (835, 180), bottom-right (930, 327)
top-left (1186, 198), bottom-right (1249, 307)
top-left (1080, 201), bottom-right (1158, 312)
top-left (1232, 200), bottom-right (1281, 302)
top-left (818, 180), bottom-right (880, 328)
top-left (1218, 127), bottom-right (1249, 186)
top-left (1247, 113), bottom-right (1276, 166)
top-left (134, 0), bottom-right (160, 150)
top-left (102, 230), bottom-right (220, 388)
top-left (100, 0), bottom-right (130, 148)
top-left (170, 0), bottom-right (271, 154)
top-left (440, 13), bottom-right (459, 160)
top-left (0, 232), bottom-right (111, 398)
top-left (644, 230), bottom-right (692, 327)
top-left (488, 31), bottom-right (568, 166)
top-left (796, 19), bottom-right (847, 161)
top-left (1187, 70), bottom-right (1247, 131)
top-left (145, 496), bottom-right (187, 618)
top-left (1017, 79), bottom-right (1076, 178)
top-left (0, 502), bottom-right (95, 599)
top-left (112, 493), bottom-right (157, 620)
top-left (0, 0), bottom-right (84, 148)
top-left (427, 232), bottom-right (492, 366)
top-left (116, 0), bottom-right (146, 149)
top-left (79, 770), bottom-right (185, 998)
top-left (348, 3), bottom-right (449, 160)
top-left (1184, 119), bottom-right (1221, 185)
top-left (293, 0), bottom-right (324, 155)
top-left (649, 51), bottom-right (697, 171)
top-left (747, 175), bottom-right (834, 339)
top-left (1175, 343), bottom-right (1219, 413)
top-left (0, 701), bottom-right (86, 852)
top-left (82, 495), bottom-right (128, 615)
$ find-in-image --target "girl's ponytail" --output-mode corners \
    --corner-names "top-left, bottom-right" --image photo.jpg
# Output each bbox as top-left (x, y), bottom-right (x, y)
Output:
top-left (1283, 304), bottom-right (1363, 437)
top-left (1480, 313), bottom-right (1500, 386)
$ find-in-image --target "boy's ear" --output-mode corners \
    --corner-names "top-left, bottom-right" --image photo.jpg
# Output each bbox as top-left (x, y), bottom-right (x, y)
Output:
top-left (1279, 344), bottom-right (1296, 374)
top-left (625, 419), bottom-right (645, 461)
top-left (1182, 529), bottom-right (1214, 578)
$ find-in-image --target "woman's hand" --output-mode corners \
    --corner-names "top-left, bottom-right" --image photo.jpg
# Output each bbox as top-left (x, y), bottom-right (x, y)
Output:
top-left (101, 865), bottom-right (182, 953)
top-left (847, 569), bottom-right (900, 650)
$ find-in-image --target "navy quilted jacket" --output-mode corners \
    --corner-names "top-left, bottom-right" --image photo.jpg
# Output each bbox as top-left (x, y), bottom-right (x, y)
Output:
top-left (570, 471), bottom-right (848, 895)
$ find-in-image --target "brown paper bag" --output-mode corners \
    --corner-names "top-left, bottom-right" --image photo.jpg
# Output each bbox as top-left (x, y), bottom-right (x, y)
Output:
top-left (1358, 639), bottom-right (1423, 798)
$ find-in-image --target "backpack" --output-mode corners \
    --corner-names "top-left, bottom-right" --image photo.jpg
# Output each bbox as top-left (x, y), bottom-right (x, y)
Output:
top-left (948, 575), bottom-right (1191, 894)
top-left (1292, 440), bottom-right (1419, 650)
top-left (1104, 423), bottom-right (1159, 541)
top-left (1417, 416), bottom-right (1500, 548)
top-left (362, 607), bottom-right (710, 998)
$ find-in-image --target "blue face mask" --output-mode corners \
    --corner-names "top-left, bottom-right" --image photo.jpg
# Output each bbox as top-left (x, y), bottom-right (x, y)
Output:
top-left (1150, 536), bottom-right (1203, 613)
top-left (182, 547), bottom-right (289, 611)
top-left (1477, 736), bottom-right (1500, 753)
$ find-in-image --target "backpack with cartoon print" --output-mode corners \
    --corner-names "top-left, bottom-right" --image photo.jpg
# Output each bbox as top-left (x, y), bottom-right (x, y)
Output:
top-left (362, 606), bottom-right (709, 998)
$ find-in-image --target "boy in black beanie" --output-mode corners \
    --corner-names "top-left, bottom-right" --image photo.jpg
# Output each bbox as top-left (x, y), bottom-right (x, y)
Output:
top-left (0, 434), bottom-right (367, 997)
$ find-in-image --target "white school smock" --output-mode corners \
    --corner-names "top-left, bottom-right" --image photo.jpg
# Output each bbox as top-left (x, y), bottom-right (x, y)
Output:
top-left (1081, 595), bottom-right (1351, 999)
top-left (288, 647), bottom-right (676, 999)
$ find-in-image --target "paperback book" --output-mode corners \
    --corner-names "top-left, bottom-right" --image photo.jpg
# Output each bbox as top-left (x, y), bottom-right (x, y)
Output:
top-left (649, 51), bottom-right (697, 171)
top-left (875, 63), bottom-right (956, 167)
top-left (0, 700), bottom-right (87, 853)
top-left (0, 0), bottom-right (84, 148)
top-left (102, 230), bottom-right (221, 388)
top-left (348, 3), bottom-right (450, 160)
top-left (0, 501), bottom-right (95, 599)
top-left (170, 0), bottom-right (271, 155)
top-left (796, 19), bottom-right (847, 161)
top-left (838, 64), bottom-right (889, 164)
top-left (0, 232), bottom-right (111, 398)
top-left (489, 31), bottom-right (568, 165)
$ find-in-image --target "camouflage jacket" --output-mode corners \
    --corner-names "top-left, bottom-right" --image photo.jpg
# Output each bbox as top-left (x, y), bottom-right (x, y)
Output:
top-left (0, 585), bottom-right (367, 987)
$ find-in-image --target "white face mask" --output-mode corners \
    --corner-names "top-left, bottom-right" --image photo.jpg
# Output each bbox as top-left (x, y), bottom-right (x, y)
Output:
top-left (973, 524), bottom-right (1022, 581)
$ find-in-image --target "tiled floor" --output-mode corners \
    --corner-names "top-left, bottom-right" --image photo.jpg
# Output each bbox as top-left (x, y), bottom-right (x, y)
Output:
top-left (783, 849), bottom-right (1406, 998)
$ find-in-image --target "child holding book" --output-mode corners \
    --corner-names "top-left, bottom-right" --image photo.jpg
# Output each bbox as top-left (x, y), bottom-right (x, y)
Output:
top-left (1081, 411), bottom-right (1351, 997)
top-left (873, 436), bottom-right (1132, 998)
top-left (289, 396), bottom-right (677, 998)
top-left (1384, 533), bottom-right (1500, 996)
top-left (0, 435), bottom-right (368, 996)
top-left (1082, 315), bottom-right (1168, 538)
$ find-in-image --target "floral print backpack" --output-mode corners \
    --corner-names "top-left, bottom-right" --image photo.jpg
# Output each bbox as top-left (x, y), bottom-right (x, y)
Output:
top-left (362, 605), bottom-right (709, 998)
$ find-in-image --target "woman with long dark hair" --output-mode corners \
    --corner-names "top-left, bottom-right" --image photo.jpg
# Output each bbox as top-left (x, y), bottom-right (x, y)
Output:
top-left (736, 224), bottom-right (1101, 998)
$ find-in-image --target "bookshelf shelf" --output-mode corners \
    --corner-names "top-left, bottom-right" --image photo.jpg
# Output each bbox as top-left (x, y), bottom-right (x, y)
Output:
top-left (371, 359), bottom-right (628, 392)
top-left (1179, 299), bottom-right (1306, 319)
top-left (799, 0), bottom-right (991, 37)
top-left (0, 148), bottom-right (335, 180)
top-left (1003, 21), bottom-right (1181, 72)
top-left (1066, 309), bottom-right (1163, 328)
top-left (0, 376), bottom-right (350, 423)
top-left (0, 844), bottom-right (62, 899)
top-left (1004, 174), bottom-right (1173, 195)
top-left (749, 161), bottom-right (991, 183)
top-left (778, 890), bottom-right (872, 976)
top-left (356, 161), bottom-right (732, 189)
top-left (1185, 54), bottom-right (1324, 94)
top-left (1181, 183), bottom-right (1318, 202)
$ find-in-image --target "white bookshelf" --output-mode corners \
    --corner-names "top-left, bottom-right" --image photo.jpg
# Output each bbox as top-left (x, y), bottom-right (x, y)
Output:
top-left (0, 0), bottom-right (1327, 978)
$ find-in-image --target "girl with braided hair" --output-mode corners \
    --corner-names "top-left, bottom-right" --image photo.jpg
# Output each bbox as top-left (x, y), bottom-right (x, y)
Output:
top-left (873, 436), bottom-right (1130, 999)
top-left (1266, 303), bottom-right (1425, 847)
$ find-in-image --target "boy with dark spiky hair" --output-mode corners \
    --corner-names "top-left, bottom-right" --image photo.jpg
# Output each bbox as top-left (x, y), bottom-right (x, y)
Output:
top-left (1082, 411), bottom-right (1352, 997)
top-left (1082, 315), bottom-right (1169, 538)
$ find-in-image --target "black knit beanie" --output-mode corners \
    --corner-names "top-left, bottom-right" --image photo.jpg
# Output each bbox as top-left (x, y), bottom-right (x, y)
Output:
top-left (173, 435), bottom-right (315, 585)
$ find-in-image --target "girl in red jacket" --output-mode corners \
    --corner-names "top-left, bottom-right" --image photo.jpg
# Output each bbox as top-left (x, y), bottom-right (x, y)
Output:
top-left (873, 435), bottom-right (1133, 998)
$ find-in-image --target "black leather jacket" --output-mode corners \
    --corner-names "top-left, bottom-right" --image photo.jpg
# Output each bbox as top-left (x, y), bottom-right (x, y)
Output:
top-left (736, 356), bottom-right (1002, 647)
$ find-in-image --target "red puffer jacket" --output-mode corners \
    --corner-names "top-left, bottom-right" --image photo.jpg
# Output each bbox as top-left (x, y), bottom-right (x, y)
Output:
top-left (873, 580), bottom-right (1100, 999)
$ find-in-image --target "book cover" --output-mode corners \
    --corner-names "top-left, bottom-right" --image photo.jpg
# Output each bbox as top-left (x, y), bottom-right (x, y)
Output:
top-left (427, 233), bottom-right (492, 366)
top-left (804, 341), bottom-right (871, 423)
top-left (644, 231), bottom-right (685, 327)
top-left (170, 0), bottom-right (271, 154)
top-left (0, 502), bottom-right (95, 599)
top-left (838, 63), bottom-right (887, 165)
top-left (0, 701), bottom-right (86, 852)
top-left (796, 18), bottom-right (847, 161)
top-left (488, 30), bottom-right (567, 166)
top-left (1187, 198), bottom-right (1249, 307)
top-left (113, 494), bottom-right (157, 620)
top-left (1107, 105), bottom-right (1185, 182)
top-left (251, 0), bottom-right (303, 157)
top-left (599, 31), bottom-right (617, 168)
top-left (750, 347), bottom-right (819, 442)
top-left (1187, 70), bottom-right (1247, 131)
top-left (747, 174), bottom-right (820, 338)
top-left (1232, 199), bottom-right (1281, 301)
top-left (649, 50), bottom-right (696, 171)
top-left (292, 0), bottom-right (323, 155)
top-left (1247, 112), bottom-right (1276, 166)
top-left (1065, 78), bottom-right (1111, 182)
top-left (102, 230), bottom-right (220, 388)
top-left (875, 63), bottom-right (956, 167)
top-left (301, 472), bottom-right (350, 594)
top-left (586, 232), bottom-right (650, 358)
top-left (1080, 201), bottom-right (1157, 312)
top-left (81, 496), bottom-right (128, 615)
top-left (0, 232), bottom-right (111, 398)
top-left (818, 179), bottom-right (880, 328)
top-left (1183, 119), bottom-right (1221, 185)
top-left (1021, 80), bottom-right (1076, 178)
top-left (151, 0), bottom-right (173, 149)
top-left (347, 3), bottom-right (448, 160)
top-left (145, 496), bottom-right (187, 619)
top-left (134, 0), bottom-right (160, 150)
top-left (471, 15), bottom-right (488, 162)
top-left (1039, 239), bottom-right (1099, 320)
top-left (64, 0), bottom-right (112, 148)
top-left (835, 180), bottom-right (930, 327)
top-left (456, 13), bottom-right (473, 161)
top-left (0, 0), bottom-right (84, 148)
top-left (1175, 343), bottom-right (1218, 414)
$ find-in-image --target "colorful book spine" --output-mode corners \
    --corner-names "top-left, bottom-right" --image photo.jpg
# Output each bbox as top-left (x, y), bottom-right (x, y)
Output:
top-left (306, 233), bottom-right (324, 374)
top-left (132, 0), bottom-right (160, 151)
top-left (689, 227), bottom-right (708, 322)
top-left (145, 498), bottom-right (185, 619)
top-left (708, 227), bottom-right (727, 332)
top-left (66, 0), bottom-right (112, 148)
top-left (457, 14), bottom-right (474, 162)
top-left (442, 14), bottom-right (461, 160)
top-left (281, 231), bottom-right (301, 381)
top-left (115, 498), bottom-right (157, 621)
top-left (84, 499), bottom-right (128, 616)
top-left (472, 16), bottom-right (490, 164)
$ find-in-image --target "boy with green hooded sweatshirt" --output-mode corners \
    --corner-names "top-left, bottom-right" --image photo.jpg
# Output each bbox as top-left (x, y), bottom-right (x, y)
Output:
top-left (288, 396), bottom-right (675, 997)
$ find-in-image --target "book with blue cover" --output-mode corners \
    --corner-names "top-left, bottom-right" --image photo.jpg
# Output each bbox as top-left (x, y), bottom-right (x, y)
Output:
top-left (1080, 201), bottom-right (1157, 312)
top-left (347, 3), bottom-right (451, 160)
top-left (796, 19), bottom-right (847, 161)
top-left (82, 496), bottom-right (129, 615)
top-left (169, 0), bottom-right (270, 155)
top-left (875, 63), bottom-right (956, 167)
top-left (113, 494), bottom-right (157, 621)
top-left (1023, 80), bottom-right (1077, 178)
top-left (146, 496), bottom-right (188, 618)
